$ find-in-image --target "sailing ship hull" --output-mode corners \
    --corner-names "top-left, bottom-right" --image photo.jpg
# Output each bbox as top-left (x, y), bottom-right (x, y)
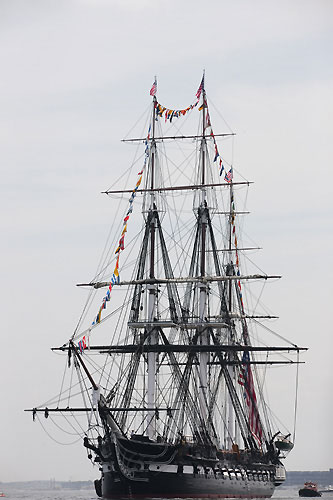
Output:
top-left (97, 466), bottom-right (276, 499)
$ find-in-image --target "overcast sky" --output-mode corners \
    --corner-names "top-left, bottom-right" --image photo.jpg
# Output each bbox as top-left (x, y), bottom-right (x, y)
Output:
top-left (1, 0), bottom-right (332, 483)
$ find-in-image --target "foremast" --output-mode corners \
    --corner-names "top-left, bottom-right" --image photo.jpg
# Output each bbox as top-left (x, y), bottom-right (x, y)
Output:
top-left (125, 86), bottom-right (184, 441)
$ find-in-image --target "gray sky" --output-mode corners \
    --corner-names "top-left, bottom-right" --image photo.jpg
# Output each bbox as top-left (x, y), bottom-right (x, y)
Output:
top-left (1, 0), bottom-right (332, 482)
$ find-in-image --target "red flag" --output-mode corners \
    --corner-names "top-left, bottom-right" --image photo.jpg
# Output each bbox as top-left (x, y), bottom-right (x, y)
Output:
top-left (118, 234), bottom-right (125, 251)
top-left (238, 351), bottom-right (263, 443)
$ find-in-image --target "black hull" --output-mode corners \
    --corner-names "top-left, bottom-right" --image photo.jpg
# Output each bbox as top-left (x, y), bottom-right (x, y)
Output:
top-left (98, 469), bottom-right (276, 499)
top-left (299, 490), bottom-right (322, 497)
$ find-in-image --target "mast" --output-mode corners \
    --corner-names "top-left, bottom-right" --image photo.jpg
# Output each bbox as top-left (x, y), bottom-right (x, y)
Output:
top-left (230, 180), bottom-right (241, 447)
top-left (147, 90), bottom-right (157, 439)
top-left (227, 177), bottom-right (235, 448)
top-left (198, 75), bottom-right (209, 427)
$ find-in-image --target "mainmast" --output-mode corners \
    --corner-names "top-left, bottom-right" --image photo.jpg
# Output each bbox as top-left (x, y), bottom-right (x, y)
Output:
top-left (147, 90), bottom-right (158, 439)
top-left (198, 76), bottom-right (209, 427)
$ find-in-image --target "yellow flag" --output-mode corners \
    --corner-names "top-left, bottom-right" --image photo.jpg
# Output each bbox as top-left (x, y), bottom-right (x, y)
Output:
top-left (97, 308), bottom-right (102, 323)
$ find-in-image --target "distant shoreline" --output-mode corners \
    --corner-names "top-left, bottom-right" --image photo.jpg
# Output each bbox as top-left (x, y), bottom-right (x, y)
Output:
top-left (0, 480), bottom-right (94, 490)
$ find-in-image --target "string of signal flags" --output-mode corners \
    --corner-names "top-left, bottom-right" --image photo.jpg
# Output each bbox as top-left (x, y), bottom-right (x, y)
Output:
top-left (151, 76), bottom-right (233, 183)
top-left (77, 77), bottom-right (233, 352)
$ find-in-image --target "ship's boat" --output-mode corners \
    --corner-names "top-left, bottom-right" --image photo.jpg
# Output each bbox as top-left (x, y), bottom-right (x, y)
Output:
top-left (28, 75), bottom-right (306, 499)
top-left (274, 434), bottom-right (294, 452)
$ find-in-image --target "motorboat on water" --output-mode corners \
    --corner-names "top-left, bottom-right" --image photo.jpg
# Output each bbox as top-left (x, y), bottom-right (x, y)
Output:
top-left (299, 482), bottom-right (322, 497)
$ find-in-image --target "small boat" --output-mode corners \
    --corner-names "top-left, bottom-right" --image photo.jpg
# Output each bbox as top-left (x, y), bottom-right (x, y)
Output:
top-left (0, 493), bottom-right (5, 498)
top-left (299, 482), bottom-right (322, 497)
top-left (274, 433), bottom-right (294, 452)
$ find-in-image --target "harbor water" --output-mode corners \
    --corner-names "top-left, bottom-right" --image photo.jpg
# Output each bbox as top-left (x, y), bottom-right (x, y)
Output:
top-left (2, 487), bottom-right (332, 500)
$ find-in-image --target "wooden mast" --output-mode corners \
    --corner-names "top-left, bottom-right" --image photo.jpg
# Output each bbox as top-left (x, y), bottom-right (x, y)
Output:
top-left (147, 86), bottom-right (157, 440)
top-left (198, 72), bottom-right (209, 429)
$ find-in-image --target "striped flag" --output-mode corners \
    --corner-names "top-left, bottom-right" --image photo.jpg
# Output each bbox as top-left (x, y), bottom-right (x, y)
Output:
top-left (238, 350), bottom-right (263, 443)
top-left (78, 336), bottom-right (87, 353)
top-left (224, 167), bottom-right (233, 183)
top-left (150, 79), bottom-right (157, 96)
top-left (196, 75), bottom-right (204, 99)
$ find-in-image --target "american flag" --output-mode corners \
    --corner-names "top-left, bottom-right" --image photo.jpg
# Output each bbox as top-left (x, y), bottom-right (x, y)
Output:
top-left (196, 75), bottom-right (205, 99)
top-left (238, 350), bottom-right (263, 443)
top-left (224, 167), bottom-right (233, 183)
top-left (150, 79), bottom-right (157, 96)
top-left (78, 336), bottom-right (87, 353)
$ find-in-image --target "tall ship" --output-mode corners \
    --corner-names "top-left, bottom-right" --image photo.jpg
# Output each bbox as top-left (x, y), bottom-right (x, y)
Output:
top-left (29, 76), bottom-right (305, 498)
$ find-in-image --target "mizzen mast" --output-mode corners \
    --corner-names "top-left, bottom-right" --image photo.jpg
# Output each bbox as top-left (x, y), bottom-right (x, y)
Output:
top-left (226, 171), bottom-right (236, 449)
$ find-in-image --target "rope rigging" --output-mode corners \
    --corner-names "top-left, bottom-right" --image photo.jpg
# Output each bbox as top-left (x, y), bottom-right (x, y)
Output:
top-left (31, 78), bottom-right (304, 471)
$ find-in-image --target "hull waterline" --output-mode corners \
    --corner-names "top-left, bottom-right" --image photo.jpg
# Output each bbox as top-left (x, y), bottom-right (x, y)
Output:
top-left (97, 467), bottom-right (278, 499)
